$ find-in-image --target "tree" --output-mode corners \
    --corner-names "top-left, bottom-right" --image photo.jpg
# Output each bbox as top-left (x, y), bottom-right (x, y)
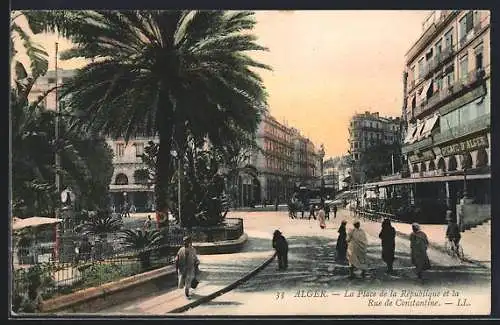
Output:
top-left (79, 210), bottom-right (123, 238)
top-left (357, 142), bottom-right (403, 182)
top-left (11, 12), bottom-right (115, 216)
top-left (24, 10), bottom-right (271, 223)
top-left (119, 229), bottom-right (162, 270)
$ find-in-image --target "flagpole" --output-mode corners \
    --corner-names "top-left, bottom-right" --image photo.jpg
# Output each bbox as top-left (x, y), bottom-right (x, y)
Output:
top-left (55, 42), bottom-right (61, 196)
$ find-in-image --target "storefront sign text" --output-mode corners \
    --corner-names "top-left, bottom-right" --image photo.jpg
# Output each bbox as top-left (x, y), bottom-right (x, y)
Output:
top-left (440, 134), bottom-right (488, 156)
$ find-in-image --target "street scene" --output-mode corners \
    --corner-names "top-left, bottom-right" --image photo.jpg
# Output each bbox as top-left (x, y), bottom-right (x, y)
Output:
top-left (10, 9), bottom-right (491, 317)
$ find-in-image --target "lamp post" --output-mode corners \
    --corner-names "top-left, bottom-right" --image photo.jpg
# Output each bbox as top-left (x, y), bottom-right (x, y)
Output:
top-left (319, 144), bottom-right (325, 205)
top-left (170, 150), bottom-right (181, 222)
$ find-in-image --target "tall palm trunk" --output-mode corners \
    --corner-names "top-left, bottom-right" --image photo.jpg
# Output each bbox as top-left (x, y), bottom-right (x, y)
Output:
top-left (155, 93), bottom-right (174, 232)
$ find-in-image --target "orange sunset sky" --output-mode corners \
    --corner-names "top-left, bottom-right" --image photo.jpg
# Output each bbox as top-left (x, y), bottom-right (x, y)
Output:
top-left (15, 10), bottom-right (431, 157)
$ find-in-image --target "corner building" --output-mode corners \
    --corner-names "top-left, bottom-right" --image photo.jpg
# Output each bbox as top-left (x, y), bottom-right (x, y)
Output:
top-left (400, 10), bottom-right (490, 221)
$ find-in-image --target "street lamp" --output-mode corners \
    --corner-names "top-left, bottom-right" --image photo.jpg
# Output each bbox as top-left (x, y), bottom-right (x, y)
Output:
top-left (171, 150), bottom-right (181, 222)
top-left (319, 144), bottom-right (325, 205)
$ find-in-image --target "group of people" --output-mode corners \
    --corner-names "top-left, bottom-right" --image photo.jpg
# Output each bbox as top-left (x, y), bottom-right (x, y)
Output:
top-left (336, 219), bottom-right (432, 279)
top-left (273, 218), bottom-right (433, 280)
top-left (288, 201), bottom-right (338, 221)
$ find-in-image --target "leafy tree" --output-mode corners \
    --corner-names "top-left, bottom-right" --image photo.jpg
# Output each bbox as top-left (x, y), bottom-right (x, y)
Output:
top-left (357, 142), bottom-right (403, 182)
top-left (24, 10), bottom-right (270, 222)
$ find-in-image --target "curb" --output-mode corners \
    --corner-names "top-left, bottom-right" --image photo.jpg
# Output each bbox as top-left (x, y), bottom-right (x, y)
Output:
top-left (394, 230), bottom-right (490, 270)
top-left (168, 252), bottom-right (277, 313)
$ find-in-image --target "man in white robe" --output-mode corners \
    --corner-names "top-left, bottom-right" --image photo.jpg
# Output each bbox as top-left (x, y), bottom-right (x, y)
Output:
top-left (347, 221), bottom-right (368, 278)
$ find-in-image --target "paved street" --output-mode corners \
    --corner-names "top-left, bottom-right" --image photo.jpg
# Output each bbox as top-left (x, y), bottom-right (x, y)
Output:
top-left (182, 209), bottom-right (491, 315)
top-left (98, 209), bottom-right (490, 315)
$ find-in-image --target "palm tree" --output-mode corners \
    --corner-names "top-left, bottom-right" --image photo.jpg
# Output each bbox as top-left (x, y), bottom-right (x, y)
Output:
top-left (79, 210), bottom-right (123, 238)
top-left (24, 10), bottom-right (271, 223)
top-left (119, 229), bottom-right (162, 270)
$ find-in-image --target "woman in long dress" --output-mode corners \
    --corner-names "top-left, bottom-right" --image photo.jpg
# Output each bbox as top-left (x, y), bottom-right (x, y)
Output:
top-left (336, 221), bottom-right (348, 263)
top-left (176, 236), bottom-right (200, 298)
top-left (379, 218), bottom-right (396, 274)
top-left (410, 223), bottom-right (431, 279)
top-left (318, 206), bottom-right (326, 229)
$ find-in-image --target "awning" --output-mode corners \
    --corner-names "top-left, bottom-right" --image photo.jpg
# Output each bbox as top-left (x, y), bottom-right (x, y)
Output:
top-left (13, 217), bottom-right (62, 231)
top-left (403, 124), bottom-right (417, 144)
top-left (364, 173), bottom-right (490, 187)
top-left (410, 120), bottom-right (426, 143)
top-left (419, 114), bottom-right (440, 140)
top-left (420, 79), bottom-right (433, 102)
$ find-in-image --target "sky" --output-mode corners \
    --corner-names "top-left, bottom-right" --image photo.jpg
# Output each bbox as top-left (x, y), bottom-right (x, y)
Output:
top-left (14, 10), bottom-right (431, 158)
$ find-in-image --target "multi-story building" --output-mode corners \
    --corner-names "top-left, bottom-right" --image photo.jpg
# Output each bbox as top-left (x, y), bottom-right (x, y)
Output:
top-left (28, 68), bottom-right (76, 110)
top-left (401, 10), bottom-right (490, 210)
top-left (251, 113), bottom-right (316, 205)
top-left (106, 136), bottom-right (156, 212)
top-left (348, 111), bottom-right (401, 162)
top-left (347, 111), bottom-right (401, 183)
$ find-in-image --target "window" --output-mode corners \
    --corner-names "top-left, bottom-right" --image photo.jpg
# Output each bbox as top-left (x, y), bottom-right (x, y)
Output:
top-left (135, 142), bottom-right (144, 157)
top-left (62, 77), bottom-right (71, 83)
top-left (410, 66), bottom-right (415, 83)
top-left (459, 55), bottom-right (468, 81)
top-left (459, 11), bottom-right (474, 42)
top-left (425, 48), bottom-right (433, 61)
top-left (475, 44), bottom-right (484, 70)
top-left (435, 76), bottom-right (443, 92)
top-left (435, 39), bottom-right (442, 58)
top-left (444, 28), bottom-right (454, 49)
top-left (418, 58), bottom-right (425, 79)
top-left (115, 143), bottom-right (125, 157)
top-left (47, 77), bottom-right (56, 84)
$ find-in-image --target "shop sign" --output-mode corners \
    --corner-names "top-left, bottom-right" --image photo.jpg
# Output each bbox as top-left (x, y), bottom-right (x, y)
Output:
top-left (440, 134), bottom-right (488, 156)
top-left (408, 150), bottom-right (435, 163)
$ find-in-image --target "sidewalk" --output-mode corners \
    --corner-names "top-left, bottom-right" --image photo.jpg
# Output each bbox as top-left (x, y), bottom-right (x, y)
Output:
top-left (96, 232), bottom-right (275, 315)
top-left (341, 209), bottom-right (491, 269)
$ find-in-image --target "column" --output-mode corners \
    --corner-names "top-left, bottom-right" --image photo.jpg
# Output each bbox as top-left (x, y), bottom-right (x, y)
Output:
top-left (445, 181), bottom-right (451, 209)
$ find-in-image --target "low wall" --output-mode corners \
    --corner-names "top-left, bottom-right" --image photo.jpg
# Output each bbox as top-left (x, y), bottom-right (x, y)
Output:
top-left (37, 233), bottom-right (248, 313)
top-left (458, 203), bottom-right (490, 230)
top-left (40, 265), bottom-right (178, 314)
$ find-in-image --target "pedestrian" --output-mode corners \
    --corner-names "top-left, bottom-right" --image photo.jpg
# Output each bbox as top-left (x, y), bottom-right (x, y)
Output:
top-left (336, 220), bottom-right (348, 263)
top-left (347, 220), bottom-right (368, 279)
top-left (275, 197), bottom-right (279, 211)
top-left (309, 204), bottom-right (316, 220)
top-left (175, 236), bottom-right (200, 298)
top-left (410, 223), bottom-right (431, 280)
top-left (325, 204), bottom-right (330, 220)
top-left (77, 236), bottom-right (93, 263)
top-left (445, 210), bottom-right (461, 255)
top-left (144, 215), bottom-right (152, 230)
top-left (272, 230), bottom-right (289, 270)
top-left (379, 218), bottom-right (396, 274)
top-left (332, 204), bottom-right (338, 219)
top-left (318, 206), bottom-right (326, 229)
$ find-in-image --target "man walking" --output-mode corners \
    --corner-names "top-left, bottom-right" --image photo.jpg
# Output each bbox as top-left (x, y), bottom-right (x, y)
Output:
top-left (347, 221), bottom-right (368, 279)
top-left (445, 210), bottom-right (461, 255)
top-left (410, 223), bottom-right (431, 280)
top-left (332, 204), bottom-right (338, 219)
top-left (176, 236), bottom-right (200, 298)
top-left (272, 230), bottom-right (289, 270)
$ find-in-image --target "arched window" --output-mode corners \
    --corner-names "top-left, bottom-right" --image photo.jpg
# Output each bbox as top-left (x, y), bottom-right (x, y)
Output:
top-left (115, 173), bottom-right (129, 185)
top-left (461, 152), bottom-right (473, 169)
top-left (448, 156), bottom-right (457, 171)
top-left (437, 157), bottom-right (446, 171)
top-left (412, 164), bottom-right (419, 173)
top-left (428, 160), bottom-right (436, 171)
top-left (476, 148), bottom-right (488, 167)
top-left (420, 162), bottom-right (427, 172)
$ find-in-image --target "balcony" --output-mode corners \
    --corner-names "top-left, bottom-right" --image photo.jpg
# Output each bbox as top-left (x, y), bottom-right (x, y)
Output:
top-left (413, 68), bottom-right (486, 119)
top-left (459, 20), bottom-right (489, 49)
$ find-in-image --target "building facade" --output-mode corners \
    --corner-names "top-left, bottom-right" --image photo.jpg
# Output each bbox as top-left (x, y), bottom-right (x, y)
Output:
top-left (348, 111), bottom-right (401, 183)
top-left (106, 136), bottom-right (156, 213)
top-left (348, 111), bottom-right (401, 162)
top-left (250, 113), bottom-right (319, 205)
top-left (401, 10), bottom-right (490, 208)
top-left (28, 68), bottom-right (76, 111)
